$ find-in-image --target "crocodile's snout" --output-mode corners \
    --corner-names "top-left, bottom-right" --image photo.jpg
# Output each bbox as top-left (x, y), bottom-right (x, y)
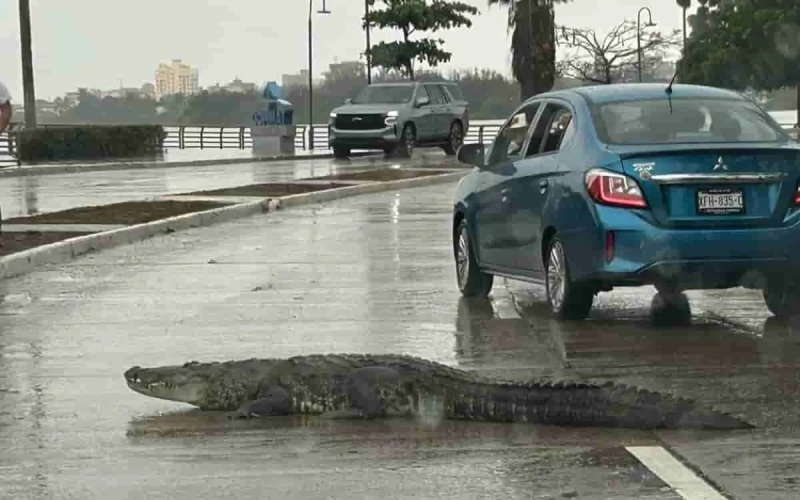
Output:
top-left (124, 366), bottom-right (142, 383)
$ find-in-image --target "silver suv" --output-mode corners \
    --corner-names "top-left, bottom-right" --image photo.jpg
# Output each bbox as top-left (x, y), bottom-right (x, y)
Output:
top-left (327, 81), bottom-right (470, 159)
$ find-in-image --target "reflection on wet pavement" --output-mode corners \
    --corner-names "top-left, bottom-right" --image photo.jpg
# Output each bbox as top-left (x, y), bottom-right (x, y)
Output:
top-left (506, 278), bottom-right (800, 498)
top-left (0, 181), bottom-right (797, 498)
top-left (0, 155), bottom-right (434, 218)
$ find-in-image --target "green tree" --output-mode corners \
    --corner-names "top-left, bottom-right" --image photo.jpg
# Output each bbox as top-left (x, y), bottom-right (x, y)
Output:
top-left (57, 91), bottom-right (160, 125)
top-left (679, 0), bottom-right (800, 91)
top-left (489, 0), bottom-right (570, 101)
top-left (364, 0), bottom-right (479, 80)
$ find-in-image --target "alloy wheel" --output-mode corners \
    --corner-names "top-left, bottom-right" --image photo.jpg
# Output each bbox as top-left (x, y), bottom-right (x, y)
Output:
top-left (404, 126), bottom-right (415, 156)
top-left (547, 241), bottom-right (566, 310)
top-left (456, 227), bottom-right (470, 290)
top-left (450, 123), bottom-right (463, 152)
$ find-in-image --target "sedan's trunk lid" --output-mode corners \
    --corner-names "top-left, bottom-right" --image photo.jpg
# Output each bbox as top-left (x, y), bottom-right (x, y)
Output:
top-left (608, 143), bottom-right (800, 229)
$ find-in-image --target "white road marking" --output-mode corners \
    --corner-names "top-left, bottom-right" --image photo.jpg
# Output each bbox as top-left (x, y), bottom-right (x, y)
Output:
top-left (626, 446), bottom-right (727, 500)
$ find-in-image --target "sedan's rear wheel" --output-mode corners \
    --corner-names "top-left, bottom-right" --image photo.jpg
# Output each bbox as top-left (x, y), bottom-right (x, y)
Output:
top-left (545, 236), bottom-right (594, 321)
top-left (455, 220), bottom-right (493, 297)
top-left (763, 278), bottom-right (800, 320)
top-left (650, 291), bottom-right (691, 326)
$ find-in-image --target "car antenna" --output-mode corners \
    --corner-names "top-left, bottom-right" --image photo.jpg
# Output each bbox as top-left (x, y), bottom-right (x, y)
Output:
top-left (665, 70), bottom-right (678, 114)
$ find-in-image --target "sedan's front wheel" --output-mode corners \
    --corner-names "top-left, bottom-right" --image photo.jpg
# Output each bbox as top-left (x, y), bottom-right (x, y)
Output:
top-left (455, 220), bottom-right (493, 297)
top-left (545, 236), bottom-right (594, 321)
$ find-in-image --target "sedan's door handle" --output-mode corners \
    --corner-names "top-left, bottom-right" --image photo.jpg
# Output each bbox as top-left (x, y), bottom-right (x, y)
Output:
top-left (501, 187), bottom-right (510, 195)
top-left (539, 179), bottom-right (549, 192)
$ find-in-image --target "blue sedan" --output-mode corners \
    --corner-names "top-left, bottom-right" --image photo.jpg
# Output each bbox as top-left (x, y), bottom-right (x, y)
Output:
top-left (452, 83), bottom-right (800, 321)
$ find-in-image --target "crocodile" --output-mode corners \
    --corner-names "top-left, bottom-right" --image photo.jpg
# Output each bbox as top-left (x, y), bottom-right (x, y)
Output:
top-left (123, 353), bottom-right (753, 430)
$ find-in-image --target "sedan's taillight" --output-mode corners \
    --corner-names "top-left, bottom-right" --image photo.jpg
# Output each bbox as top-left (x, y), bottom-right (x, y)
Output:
top-left (585, 168), bottom-right (648, 209)
top-left (795, 182), bottom-right (800, 205)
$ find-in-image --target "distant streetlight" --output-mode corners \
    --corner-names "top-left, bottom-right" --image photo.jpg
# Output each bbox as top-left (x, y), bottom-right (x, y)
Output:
top-left (365, 0), bottom-right (372, 84)
top-left (308, 0), bottom-right (331, 150)
top-left (636, 7), bottom-right (656, 83)
top-left (681, 6), bottom-right (688, 52)
top-left (19, 0), bottom-right (37, 128)
top-left (676, 0), bottom-right (690, 53)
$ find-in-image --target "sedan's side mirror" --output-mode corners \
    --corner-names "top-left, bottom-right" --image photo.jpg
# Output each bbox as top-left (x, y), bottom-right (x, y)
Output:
top-left (415, 96), bottom-right (430, 108)
top-left (344, 98), bottom-right (353, 105)
top-left (456, 143), bottom-right (485, 168)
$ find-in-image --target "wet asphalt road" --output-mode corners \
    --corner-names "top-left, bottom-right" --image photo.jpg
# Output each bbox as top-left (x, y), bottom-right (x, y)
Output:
top-left (0, 181), bottom-right (798, 499)
top-left (0, 153), bottom-right (444, 219)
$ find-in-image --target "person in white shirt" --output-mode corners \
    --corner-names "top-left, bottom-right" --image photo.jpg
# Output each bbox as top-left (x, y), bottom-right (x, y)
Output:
top-left (0, 81), bottom-right (12, 134)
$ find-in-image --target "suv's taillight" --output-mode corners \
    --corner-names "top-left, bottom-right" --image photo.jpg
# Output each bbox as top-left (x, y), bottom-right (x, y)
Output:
top-left (585, 168), bottom-right (647, 209)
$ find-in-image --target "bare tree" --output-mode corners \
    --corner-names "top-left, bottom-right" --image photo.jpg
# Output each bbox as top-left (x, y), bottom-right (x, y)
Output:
top-left (555, 20), bottom-right (681, 84)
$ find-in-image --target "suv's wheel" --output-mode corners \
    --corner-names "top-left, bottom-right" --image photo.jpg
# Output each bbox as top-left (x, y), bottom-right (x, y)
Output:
top-left (333, 146), bottom-right (350, 159)
top-left (442, 121), bottom-right (463, 156)
top-left (455, 219), bottom-right (493, 297)
top-left (763, 277), bottom-right (800, 320)
top-left (392, 123), bottom-right (416, 158)
top-left (544, 236), bottom-right (594, 321)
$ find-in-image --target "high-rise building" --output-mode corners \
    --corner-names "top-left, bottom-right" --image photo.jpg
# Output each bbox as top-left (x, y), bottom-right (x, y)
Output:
top-left (155, 59), bottom-right (199, 99)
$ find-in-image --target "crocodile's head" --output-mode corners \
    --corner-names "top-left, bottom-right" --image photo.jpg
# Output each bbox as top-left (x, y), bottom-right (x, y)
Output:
top-left (124, 358), bottom-right (279, 410)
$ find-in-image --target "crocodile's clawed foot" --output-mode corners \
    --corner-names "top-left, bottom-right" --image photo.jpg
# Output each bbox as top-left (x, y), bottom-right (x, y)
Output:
top-left (227, 409), bottom-right (253, 420)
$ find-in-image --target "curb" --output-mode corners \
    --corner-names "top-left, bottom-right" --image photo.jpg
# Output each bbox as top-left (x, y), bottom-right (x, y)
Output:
top-left (0, 151), bottom-right (376, 179)
top-left (0, 170), bottom-right (468, 280)
top-left (273, 170), bottom-right (467, 209)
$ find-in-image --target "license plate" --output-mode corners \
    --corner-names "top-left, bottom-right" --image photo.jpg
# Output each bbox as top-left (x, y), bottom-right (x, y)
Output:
top-left (696, 188), bottom-right (744, 215)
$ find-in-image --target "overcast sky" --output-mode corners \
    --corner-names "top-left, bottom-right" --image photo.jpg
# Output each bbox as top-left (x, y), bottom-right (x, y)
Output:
top-left (0, 0), bottom-right (693, 100)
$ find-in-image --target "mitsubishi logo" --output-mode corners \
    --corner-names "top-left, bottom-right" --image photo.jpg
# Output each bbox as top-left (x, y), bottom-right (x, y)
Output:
top-left (713, 156), bottom-right (728, 171)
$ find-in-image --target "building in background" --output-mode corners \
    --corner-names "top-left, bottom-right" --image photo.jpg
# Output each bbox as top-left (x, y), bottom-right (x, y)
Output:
top-left (326, 60), bottom-right (364, 79)
top-left (155, 59), bottom-right (200, 99)
top-left (281, 70), bottom-right (310, 89)
top-left (205, 78), bottom-right (257, 94)
top-left (140, 83), bottom-right (156, 99)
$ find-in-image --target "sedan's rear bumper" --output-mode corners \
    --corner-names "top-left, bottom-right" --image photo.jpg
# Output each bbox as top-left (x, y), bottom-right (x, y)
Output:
top-left (593, 257), bottom-right (790, 290)
top-left (565, 205), bottom-right (800, 290)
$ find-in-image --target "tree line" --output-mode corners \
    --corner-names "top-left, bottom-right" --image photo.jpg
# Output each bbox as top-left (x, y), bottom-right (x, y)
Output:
top-left (42, 68), bottom-right (539, 126)
top-left (26, 0), bottom-right (800, 128)
top-left (363, 0), bottom-right (800, 99)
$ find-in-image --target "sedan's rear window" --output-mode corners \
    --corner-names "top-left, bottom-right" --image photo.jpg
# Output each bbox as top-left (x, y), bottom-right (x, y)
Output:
top-left (593, 97), bottom-right (788, 145)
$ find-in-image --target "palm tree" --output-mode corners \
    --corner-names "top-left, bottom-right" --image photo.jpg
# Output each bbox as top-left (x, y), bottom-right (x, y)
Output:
top-left (489, 0), bottom-right (568, 101)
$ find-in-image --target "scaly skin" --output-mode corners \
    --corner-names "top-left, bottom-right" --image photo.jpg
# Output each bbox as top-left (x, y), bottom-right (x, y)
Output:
top-left (124, 353), bottom-right (754, 430)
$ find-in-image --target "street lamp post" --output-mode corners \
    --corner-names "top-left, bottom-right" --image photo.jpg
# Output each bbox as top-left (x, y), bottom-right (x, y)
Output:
top-left (308, 0), bottom-right (331, 150)
top-left (19, 0), bottom-right (37, 128)
top-left (682, 6), bottom-right (688, 52)
top-left (365, 0), bottom-right (372, 84)
top-left (636, 6), bottom-right (655, 83)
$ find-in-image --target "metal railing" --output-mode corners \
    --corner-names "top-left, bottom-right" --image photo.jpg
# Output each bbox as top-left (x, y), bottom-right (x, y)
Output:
top-left (0, 116), bottom-right (796, 167)
top-left (156, 122), bottom-right (503, 152)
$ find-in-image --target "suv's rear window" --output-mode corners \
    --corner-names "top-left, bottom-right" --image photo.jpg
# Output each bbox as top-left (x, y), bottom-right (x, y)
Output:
top-left (353, 85), bottom-right (414, 104)
top-left (593, 97), bottom-right (788, 145)
top-left (442, 83), bottom-right (464, 101)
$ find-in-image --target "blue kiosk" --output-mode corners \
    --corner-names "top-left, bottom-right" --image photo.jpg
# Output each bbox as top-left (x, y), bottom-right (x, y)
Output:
top-left (250, 81), bottom-right (296, 156)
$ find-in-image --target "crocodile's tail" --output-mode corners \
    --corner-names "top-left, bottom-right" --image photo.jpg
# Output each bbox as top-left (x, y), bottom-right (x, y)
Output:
top-left (443, 381), bottom-right (753, 430)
